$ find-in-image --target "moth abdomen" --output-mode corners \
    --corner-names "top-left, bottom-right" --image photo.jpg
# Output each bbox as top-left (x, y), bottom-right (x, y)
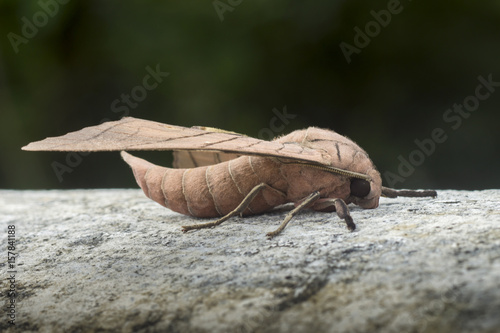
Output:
top-left (121, 152), bottom-right (288, 218)
top-left (121, 151), bottom-right (191, 215)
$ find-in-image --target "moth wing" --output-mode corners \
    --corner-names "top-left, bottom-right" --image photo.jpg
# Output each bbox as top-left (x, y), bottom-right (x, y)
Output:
top-left (172, 151), bottom-right (241, 168)
top-left (22, 117), bottom-right (330, 165)
top-left (172, 126), bottom-right (243, 168)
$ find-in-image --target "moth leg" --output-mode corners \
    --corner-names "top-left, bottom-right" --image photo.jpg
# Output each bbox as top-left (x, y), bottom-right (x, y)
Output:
top-left (181, 183), bottom-right (283, 232)
top-left (266, 191), bottom-right (321, 239)
top-left (310, 198), bottom-right (356, 232)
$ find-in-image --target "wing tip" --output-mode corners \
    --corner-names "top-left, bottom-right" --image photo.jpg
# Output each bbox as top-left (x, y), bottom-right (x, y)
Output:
top-left (21, 139), bottom-right (67, 152)
top-left (21, 142), bottom-right (41, 151)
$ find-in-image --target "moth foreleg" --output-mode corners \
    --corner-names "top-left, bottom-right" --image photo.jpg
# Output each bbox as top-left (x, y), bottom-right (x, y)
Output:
top-left (310, 198), bottom-right (356, 232)
top-left (181, 183), bottom-right (281, 233)
top-left (266, 191), bottom-right (321, 239)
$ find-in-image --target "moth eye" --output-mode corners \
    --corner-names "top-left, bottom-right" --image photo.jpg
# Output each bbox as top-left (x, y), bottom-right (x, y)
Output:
top-left (350, 179), bottom-right (371, 198)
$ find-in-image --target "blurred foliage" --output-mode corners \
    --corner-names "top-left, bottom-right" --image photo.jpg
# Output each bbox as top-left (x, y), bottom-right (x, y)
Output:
top-left (1, 0), bottom-right (499, 190)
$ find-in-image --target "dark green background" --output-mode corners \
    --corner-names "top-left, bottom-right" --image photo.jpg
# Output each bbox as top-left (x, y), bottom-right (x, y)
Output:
top-left (1, 0), bottom-right (499, 190)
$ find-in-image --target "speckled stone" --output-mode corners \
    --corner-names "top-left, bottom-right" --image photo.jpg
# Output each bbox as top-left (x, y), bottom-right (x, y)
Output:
top-left (1, 189), bottom-right (499, 332)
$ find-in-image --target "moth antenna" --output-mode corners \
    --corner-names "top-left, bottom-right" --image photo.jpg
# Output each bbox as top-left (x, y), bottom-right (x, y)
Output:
top-left (381, 187), bottom-right (437, 198)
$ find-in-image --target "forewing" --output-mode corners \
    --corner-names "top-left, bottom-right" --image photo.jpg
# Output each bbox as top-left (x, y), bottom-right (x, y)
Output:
top-left (23, 117), bottom-right (329, 165)
top-left (172, 151), bottom-right (240, 168)
top-left (172, 126), bottom-right (242, 168)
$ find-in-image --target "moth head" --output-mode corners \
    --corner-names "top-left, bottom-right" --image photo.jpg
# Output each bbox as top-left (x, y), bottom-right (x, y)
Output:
top-left (350, 178), bottom-right (371, 198)
top-left (348, 167), bottom-right (382, 209)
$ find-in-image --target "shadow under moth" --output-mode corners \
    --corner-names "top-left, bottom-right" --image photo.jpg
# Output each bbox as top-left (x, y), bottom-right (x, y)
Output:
top-left (23, 117), bottom-right (437, 238)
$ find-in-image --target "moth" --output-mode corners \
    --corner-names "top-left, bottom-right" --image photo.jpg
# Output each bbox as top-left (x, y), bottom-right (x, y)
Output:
top-left (23, 117), bottom-right (437, 238)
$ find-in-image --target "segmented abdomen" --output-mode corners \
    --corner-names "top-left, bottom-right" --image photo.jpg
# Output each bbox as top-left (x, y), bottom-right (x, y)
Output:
top-left (121, 152), bottom-right (288, 217)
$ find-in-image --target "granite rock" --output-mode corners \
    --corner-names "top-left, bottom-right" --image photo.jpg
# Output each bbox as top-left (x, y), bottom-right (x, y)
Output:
top-left (1, 189), bottom-right (499, 332)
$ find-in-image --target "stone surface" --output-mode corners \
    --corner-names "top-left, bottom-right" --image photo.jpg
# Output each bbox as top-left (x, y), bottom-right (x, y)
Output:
top-left (0, 189), bottom-right (499, 332)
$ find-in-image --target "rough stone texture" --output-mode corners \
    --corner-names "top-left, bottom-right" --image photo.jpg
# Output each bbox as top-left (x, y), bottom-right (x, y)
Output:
top-left (1, 189), bottom-right (499, 333)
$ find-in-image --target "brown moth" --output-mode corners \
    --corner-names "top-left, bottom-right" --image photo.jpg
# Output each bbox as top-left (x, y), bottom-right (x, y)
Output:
top-left (22, 117), bottom-right (437, 238)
